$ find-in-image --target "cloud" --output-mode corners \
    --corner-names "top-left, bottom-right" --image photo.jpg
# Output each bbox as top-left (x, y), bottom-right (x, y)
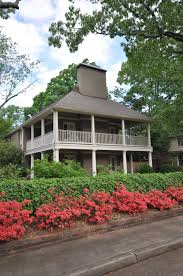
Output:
top-left (0, 0), bottom-right (125, 108)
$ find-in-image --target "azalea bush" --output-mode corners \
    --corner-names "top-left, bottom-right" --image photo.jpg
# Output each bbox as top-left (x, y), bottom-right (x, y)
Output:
top-left (146, 190), bottom-right (176, 211)
top-left (110, 186), bottom-right (147, 215)
top-left (0, 192), bottom-right (33, 241)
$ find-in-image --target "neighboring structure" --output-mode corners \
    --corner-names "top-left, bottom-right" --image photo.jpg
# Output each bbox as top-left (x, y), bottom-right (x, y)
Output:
top-left (7, 63), bottom-right (153, 177)
top-left (169, 135), bottom-right (183, 166)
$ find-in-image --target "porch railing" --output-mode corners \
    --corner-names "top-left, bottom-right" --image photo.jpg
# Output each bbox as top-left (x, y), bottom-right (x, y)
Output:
top-left (58, 130), bottom-right (148, 146)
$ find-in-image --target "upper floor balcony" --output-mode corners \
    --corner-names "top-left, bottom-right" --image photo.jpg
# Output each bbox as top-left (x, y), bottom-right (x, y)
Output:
top-left (24, 111), bottom-right (152, 153)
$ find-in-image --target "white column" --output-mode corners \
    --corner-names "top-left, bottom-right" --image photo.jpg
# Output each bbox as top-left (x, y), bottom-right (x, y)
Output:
top-left (92, 150), bottom-right (97, 176)
top-left (41, 152), bottom-right (44, 160)
top-left (147, 123), bottom-right (151, 147)
top-left (41, 119), bottom-right (45, 137)
top-left (91, 115), bottom-right (95, 144)
top-left (53, 111), bottom-right (59, 143)
top-left (31, 124), bottom-right (34, 149)
top-left (123, 151), bottom-right (127, 174)
top-left (130, 153), bottom-right (134, 174)
top-left (30, 154), bottom-right (34, 179)
top-left (177, 154), bottom-right (180, 166)
top-left (122, 120), bottom-right (126, 145)
top-left (148, 151), bottom-right (153, 167)
top-left (21, 127), bottom-right (24, 151)
top-left (53, 149), bottom-right (59, 162)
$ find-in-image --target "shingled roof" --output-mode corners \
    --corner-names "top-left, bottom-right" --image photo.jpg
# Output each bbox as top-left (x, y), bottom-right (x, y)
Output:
top-left (22, 90), bottom-right (152, 127)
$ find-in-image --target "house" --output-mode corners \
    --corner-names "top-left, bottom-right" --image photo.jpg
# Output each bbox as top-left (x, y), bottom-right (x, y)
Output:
top-left (169, 135), bottom-right (183, 166)
top-left (8, 63), bottom-right (153, 177)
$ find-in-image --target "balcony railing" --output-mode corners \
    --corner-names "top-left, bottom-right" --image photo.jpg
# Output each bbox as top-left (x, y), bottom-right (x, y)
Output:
top-left (26, 130), bottom-right (149, 151)
top-left (58, 130), bottom-right (148, 146)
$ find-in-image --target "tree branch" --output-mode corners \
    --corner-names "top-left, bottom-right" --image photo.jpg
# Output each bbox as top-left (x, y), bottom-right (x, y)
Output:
top-left (0, 0), bottom-right (21, 10)
top-left (0, 79), bottom-right (37, 109)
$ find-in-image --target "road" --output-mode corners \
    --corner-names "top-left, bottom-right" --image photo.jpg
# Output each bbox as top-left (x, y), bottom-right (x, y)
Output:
top-left (106, 247), bottom-right (183, 276)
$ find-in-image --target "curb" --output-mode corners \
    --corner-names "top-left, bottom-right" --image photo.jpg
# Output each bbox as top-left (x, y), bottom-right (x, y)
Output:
top-left (1, 207), bottom-right (183, 258)
top-left (69, 237), bottom-right (183, 276)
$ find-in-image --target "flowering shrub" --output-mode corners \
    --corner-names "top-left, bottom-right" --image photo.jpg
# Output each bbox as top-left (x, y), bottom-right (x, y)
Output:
top-left (110, 186), bottom-right (147, 215)
top-left (78, 191), bottom-right (113, 224)
top-left (165, 187), bottom-right (183, 203)
top-left (146, 190), bottom-right (176, 211)
top-left (0, 192), bottom-right (33, 241)
top-left (35, 190), bottom-right (113, 230)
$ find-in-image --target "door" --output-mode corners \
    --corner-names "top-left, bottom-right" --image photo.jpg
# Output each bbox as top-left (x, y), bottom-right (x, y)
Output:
top-left (111, 156), bottom-right (118, 171)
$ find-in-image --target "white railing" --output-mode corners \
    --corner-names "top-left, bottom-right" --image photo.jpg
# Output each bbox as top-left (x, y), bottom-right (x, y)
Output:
top-left (59, 130), bottom-right (92, 144)
top-left (58, 130), bottom-right (148, 146)
top-left (125, 135), bottom-right (148, 146)
top-left (26, 132), bottom-right (53, 151)
top-left (95, 133), bottom-right (123, 144)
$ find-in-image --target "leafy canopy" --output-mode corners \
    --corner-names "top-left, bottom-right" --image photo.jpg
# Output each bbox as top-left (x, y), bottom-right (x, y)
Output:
top-left (49, 0), bottom-right (183, 57)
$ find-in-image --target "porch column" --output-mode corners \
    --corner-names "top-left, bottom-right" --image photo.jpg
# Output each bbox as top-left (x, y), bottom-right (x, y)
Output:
top-left (41, 119), bottom-right (45, 137)
top-left (123, 150), bottom-right (127, 174)
top-left (148, 151), bottom-right (153, 167)
top-left (177, 154), bottom-right (180, 166)
top-left (21, 127), bottom-right (24, 151)
top-left (92, 149), bottom-right (97, 176)
top-left (147, 123), bottom-right (151, 147)
top-left (53, 149), bottom-right (59, 162)
top-left (30, 154), bottom-right (34, 179)
top-left (122, 119), bottom-right (126, 145)
top-left (91, 115), bottom-right (96, 144)
top-left (53, 111), bottom-right (59, 143)
top-left (31, 124), bottom-right (34, 149)
top-left (130, 153), bottom-right (134, 174)
top-left (41, 152), bottom-right (44, 160)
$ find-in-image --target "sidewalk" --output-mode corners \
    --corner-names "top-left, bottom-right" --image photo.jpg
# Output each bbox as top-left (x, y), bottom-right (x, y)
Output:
top-left (1, 215), bottom-right (183, 276)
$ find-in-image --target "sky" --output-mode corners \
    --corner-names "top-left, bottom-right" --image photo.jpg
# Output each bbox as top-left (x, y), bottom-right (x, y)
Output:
top-left (0, 0), bottom-right (126, 107)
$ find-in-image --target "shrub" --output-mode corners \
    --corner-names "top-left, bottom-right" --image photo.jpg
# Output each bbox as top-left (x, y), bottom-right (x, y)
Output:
top-left (97, 164), bottom-right (112, 175)
top-left (110, 186), bottom-right (147, 215)
top-left (159, 164), bottom-right (183, 173)
top-left (0, 172), bottom-right (183, 211)
top-left (136, 164), bottom-right (154, 174)
top-left (166, 186), bottom-right (183, 203)
top-left (146, 190), bottom-right (176, 211)
top-left (34, 159), bottom-right (87, 178)
top-left (35, 190), bottom-right (112, 229)
top-left (0, 193), bottom-right (33, 241)
top-left (0, 141), bottom-right (22, 167)
top-left (0, 164), bottom-right (28, 180)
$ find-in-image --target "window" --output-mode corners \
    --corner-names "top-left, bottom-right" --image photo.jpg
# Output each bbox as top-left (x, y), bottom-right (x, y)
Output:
top-left (63, 122), bottom-right (76, 131)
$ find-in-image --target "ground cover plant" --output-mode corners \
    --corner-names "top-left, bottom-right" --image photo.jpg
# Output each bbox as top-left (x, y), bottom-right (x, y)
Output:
top-left (1, 184), bottom-right (183, 242)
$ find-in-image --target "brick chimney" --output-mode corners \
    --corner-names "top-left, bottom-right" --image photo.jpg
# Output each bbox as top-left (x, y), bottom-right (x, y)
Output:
top-left (77, 63), bottom-right (107, 99)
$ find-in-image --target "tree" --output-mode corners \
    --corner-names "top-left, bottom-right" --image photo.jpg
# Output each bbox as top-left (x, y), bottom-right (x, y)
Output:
top-left (24, 59), bottom-right (96, 118)
top-left (0, 118), bottom-right (12, 140)
top-left (49, 0), bottom-right (183, 56)
top-left (0, 30), bottom-right (37, 110)
top-left (0, 141), bottom-right (22, 166)
top-left (0, 0), bottom-right (21, 19)
top-left (112, 39), bottom-right (183, 152)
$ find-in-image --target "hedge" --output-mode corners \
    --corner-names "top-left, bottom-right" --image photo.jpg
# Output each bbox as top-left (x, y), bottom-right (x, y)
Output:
top-left (0, 172), bottom-right (183, 211)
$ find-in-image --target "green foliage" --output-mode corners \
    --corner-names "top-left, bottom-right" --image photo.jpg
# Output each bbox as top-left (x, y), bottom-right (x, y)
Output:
top-left (0, 164), bottom-right (28, 180)
top-left (136, 164), bottom-right (154, 174)
top-left (0, 172), bottom-right (183, 211)
top-left (97, 164), bottom-right (112, 175)
top-left (0, 141), bottom-right (23, 166)
top-left (34, 159), bottom-right (88, 179)
top-left (49, 0), bottom-right (183, 57)
top-left (159, 165), bottom-right (183, 173)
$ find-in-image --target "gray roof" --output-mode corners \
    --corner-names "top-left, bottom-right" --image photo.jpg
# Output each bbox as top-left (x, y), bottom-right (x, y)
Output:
top-left (21, 91), bottom-right (152, 128)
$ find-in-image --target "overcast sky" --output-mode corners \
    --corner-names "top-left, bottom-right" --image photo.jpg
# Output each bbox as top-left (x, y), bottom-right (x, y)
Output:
top-left (0, 0), bottom-right (126, 107)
